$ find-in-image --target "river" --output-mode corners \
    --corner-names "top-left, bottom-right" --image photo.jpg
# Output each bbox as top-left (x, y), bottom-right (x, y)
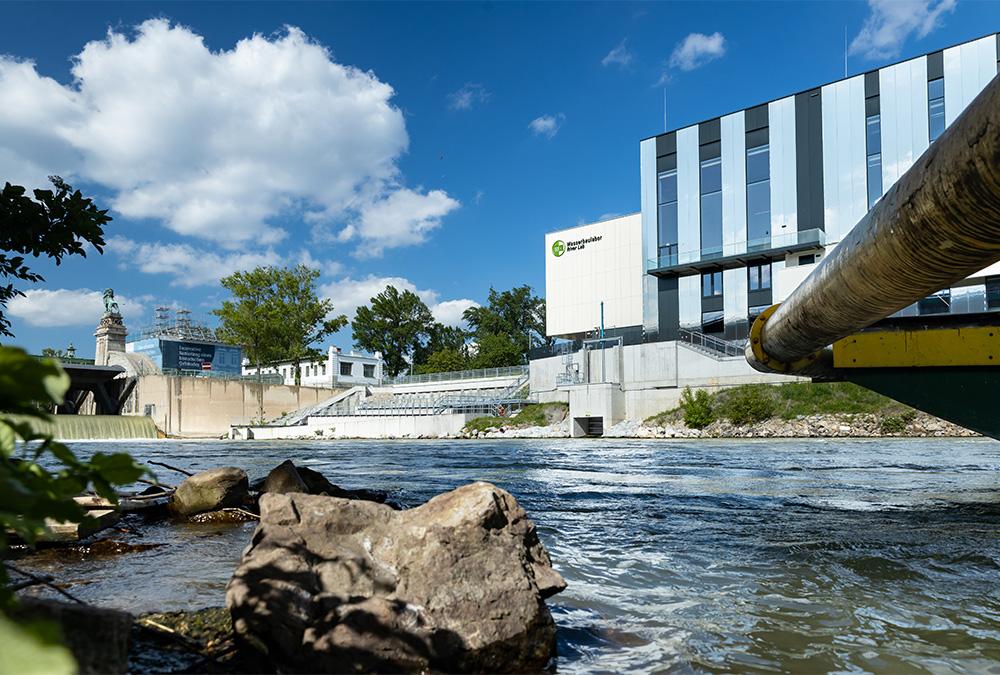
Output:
top-left (17, 437), bottom-right (1000, 673)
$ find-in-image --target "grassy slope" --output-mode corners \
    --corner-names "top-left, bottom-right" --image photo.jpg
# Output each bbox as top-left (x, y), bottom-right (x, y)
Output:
top-left (464, 402), bottom-right (568, 433)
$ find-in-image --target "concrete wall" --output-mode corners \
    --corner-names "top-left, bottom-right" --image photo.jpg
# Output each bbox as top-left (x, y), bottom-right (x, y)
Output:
top-left (237, 413), bottom-right (476, 440)
top-left (382, 374), bottom-right (524, 395)
top-left (130, 375), bottom-right (344, 438)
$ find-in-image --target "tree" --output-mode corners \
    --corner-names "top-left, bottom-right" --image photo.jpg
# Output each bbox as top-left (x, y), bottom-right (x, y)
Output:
top-left (414, 347), bottom-right (469, 375)
top-left (0, 177), bottom-right (111, 338)
top-left (462, 285), bottom-right (547, 360)
top-left (213, 265), bottom-right (347, 386)
top-left (471, 333), bottom-right (524, 369)
top-left (40, 348), bottom-right (65, 358)
top-left (352, 286), bottom-right (434, 377)
top-left (412, 322), bottom-right (467, 368)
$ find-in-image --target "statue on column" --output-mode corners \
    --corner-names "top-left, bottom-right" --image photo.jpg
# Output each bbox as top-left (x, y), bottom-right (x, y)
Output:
top-left (103, 288), bottom-right (121, 316)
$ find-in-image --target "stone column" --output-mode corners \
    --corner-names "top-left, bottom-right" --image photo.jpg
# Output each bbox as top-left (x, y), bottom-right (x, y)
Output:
top-left (94, 314), bottom-right (127, 366)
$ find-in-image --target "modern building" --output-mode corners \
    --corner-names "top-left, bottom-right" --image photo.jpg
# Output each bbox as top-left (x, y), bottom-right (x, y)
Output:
top-left (546, 32), bottom-right (1000, 344)
top-left (242, 346), bottom-right (384, 388)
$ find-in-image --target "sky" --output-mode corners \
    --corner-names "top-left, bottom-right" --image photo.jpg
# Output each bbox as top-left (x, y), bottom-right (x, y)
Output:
top-left (2, 0), bottom-right (996, 356)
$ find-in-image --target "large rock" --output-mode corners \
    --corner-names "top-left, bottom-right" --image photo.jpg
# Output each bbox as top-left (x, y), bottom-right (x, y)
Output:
top-left (296, 464), bottom-right (393, 505)
top-left (13, 598), bottom-right (132, 674)
top-left (227, 482), bottom-right (566, 673)
top-left (170, 467), bottom-right (249, 517)
top-left (262, 460), bottom-right (309, 495)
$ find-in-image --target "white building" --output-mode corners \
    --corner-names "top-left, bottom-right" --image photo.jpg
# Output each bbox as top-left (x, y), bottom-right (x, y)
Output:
top-left (243, 346), bottom-right (384, 388)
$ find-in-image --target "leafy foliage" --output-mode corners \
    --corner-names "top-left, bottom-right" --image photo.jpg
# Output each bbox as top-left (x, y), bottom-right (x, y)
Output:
top-left (880, 409), bottom-right (916, 435)
top-left (414, 348), bottom-right (468, 375)
top-left (679, 387), bottom-right (715, 429)
top-left (462, 285), bottom-right (547, 361)
top-left (464, 402), bottom-right (568, 433)
top-left (214, 265), bottom-right (347, 383)
top-left (716, 384), bottom-right (777, 425)
top-left (352, 286), bottom-right (434, 377)
top-left (0, 178), bottom-right (111, 337)
top-left (471, 333), bottom-right (524, 369)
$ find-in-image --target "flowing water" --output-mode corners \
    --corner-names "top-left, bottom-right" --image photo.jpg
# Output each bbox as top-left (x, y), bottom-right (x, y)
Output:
top-left (16, 437), bottom-right (1000, 673)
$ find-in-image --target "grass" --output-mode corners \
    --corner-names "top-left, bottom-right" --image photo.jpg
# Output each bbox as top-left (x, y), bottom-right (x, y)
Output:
top-left (464, 402), bottom-right (568, 433)
top-left (645, 381), bottom-right (913, 427)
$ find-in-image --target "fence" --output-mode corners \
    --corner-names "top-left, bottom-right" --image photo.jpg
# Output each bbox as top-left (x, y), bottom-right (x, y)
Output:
top-left (161, 368), bottom-right (285, 385)
top-left (389, 365), bottom-right (527, 386)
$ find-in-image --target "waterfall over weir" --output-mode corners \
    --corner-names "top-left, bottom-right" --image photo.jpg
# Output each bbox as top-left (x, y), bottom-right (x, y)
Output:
top-left (13, 415), bottom-right (159, 440)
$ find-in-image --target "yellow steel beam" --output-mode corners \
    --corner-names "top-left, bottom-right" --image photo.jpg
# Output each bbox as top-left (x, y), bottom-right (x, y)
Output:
top-left (833, 325), bottom-right (1000, 368)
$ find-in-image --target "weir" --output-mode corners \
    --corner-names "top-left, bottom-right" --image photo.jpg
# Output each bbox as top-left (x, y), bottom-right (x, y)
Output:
top-left (10, 414), bottom-right (159, 440)
top-left (747, 73), bottom-right (1000, 438)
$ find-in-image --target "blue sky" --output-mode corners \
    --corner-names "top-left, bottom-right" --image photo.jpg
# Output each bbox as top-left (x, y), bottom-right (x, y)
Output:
top-left (2, 0), bottom-right (995, 356)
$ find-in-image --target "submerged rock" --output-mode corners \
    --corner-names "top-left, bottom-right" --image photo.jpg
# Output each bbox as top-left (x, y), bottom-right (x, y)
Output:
top-left (227, 482), bottom-right (565, 673)
top-left (261, 460), bottom-right (309, 495)
top-left (170, 467), bottom-right (249, 518)
top-left (257, 460), bottom-right (395, 507)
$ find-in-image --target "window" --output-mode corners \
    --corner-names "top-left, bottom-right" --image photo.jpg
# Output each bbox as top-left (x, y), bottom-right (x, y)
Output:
top-left (702, 271), bottom-right (723, 297)
top-left (320, 364), bottom-right (326, 376)
top-left (799, 254), bottom-right (816, 266)
top-left (700, 157), bottom-right (723, 256)
top-left (340, 361), bottom-right (353, 376)
top-left (918, 289), bottom-right (951, 315)
top-left (364, 364), bottom-right (375, 378)
top-left (928, 77), bottom-right (945, 142)
top-left (746, 144), bottom-right (771, 247)
top-left (986, 276), bottom-right (1000, 309)
top-left (866, 113), bottom-right (882, 209)
top-left (748, 304), bottom-right (770, 324)
top-left (701, 310), bottom-right (724, 334)
top-left (657, 168), bottom-right (679, 261)
top-left (748, 264), bottom-right (771, 291)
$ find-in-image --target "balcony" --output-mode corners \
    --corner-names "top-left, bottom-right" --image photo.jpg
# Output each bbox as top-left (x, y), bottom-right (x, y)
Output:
top-left (647, 228), bottom-right (826, 277)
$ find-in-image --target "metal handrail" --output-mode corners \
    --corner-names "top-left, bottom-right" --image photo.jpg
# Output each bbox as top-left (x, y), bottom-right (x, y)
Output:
top-left (389, 365), bottom-right (527, 386)
top-left (678, 328), bottom-right (745, 358)
top-left (647, 228), bottom-right (826, 270)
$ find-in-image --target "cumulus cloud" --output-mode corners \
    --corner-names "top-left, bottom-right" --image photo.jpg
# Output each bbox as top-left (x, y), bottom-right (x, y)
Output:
top-left (337, 188), bottom-right (460, 258)
top-left (602, 39), bottom-right (634, 68)
top-left (529, 114), bottom-right (565, 139)
top-left (8, 288), bottom-right (146, 327)
top-left (0, 19), bottom-right (457, 253)
top-left (849, 0), bottom-right (956, 60)
top-left (107, 236), bottom-right (285, 287)
top-left (447, 82), bottom-right (490, 110)
top-left (669, 32), bottom-right (726, 71)
top-left (320, 275), bottom-right (477, 326)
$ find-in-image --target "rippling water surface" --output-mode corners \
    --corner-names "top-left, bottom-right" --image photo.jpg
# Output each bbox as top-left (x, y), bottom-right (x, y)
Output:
top-left (19, 437), bottom-right (1000, 673)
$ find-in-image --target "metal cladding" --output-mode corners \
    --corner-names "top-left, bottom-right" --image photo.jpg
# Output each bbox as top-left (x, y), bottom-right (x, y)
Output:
top-left (747, 74), bottom-right (1000, 373)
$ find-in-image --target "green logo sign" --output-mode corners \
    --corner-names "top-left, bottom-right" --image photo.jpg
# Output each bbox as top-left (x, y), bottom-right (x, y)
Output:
top-left (551, 240), bottom-right (566, 257)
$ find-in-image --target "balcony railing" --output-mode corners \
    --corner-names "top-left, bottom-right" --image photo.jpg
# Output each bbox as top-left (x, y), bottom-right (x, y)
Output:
top-left (647, 228), bottom-right (826, 275)
top-left (389, 365), bottom-right (528, 386)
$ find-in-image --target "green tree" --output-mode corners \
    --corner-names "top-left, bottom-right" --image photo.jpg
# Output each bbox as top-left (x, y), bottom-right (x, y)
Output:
top-left (40, 348), bottom-right (65, 358)
top-left (0, 347), bottom-right (145, 672)
top-left (213, 265), bottom-right (347, 386)
top-left (352, 286), bottom-right (434, 377)
top-left (414, 347), bottom-right (469, 374)
top-left (413, 322), bottom-right (467, 368)
top-left (0, 177), bottom-right (111, 338)
top-left (471, 333), bottom-right (524, 369)
top-left (679, 386), bottom-right (715, 429)
top-left (462, 285), bottom-right (547, 358)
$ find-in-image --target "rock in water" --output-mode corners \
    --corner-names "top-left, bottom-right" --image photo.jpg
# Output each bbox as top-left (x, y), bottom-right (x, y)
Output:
top-left (227, 482), bottom-right (566, 673)
top-left (262, 459), bottom-right (309, 494)
top-left (296, 464), bottom-right (393, 505)
top-left (169, 467), bottom-right (249, 517)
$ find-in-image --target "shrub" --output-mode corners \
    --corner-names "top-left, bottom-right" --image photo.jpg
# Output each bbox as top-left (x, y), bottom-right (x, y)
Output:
top-left (880, 413), bottom-right (912, 434)
top-left (718, 384), bottom-right (777, 425)
top-left (679, 386), bottom-right (715, 429)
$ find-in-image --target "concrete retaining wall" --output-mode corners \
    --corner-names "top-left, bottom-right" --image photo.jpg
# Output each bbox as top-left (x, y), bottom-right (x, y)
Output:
top-left (130, 375), bottom-right (345, 438)
top-left (236, 413), bottom-right (476, 440)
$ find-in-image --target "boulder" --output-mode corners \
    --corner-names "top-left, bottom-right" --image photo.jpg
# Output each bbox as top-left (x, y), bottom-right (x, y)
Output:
top-left (169, 467), bottom-right (249, 517)
top-left (295, 464), bottom-right (395, 507)
top-left (13, 598), bottom-right (132, 674)
top-left (227, 482), bottom-right (566, 673)
top-left (262, 460), bottom-right (309, 495)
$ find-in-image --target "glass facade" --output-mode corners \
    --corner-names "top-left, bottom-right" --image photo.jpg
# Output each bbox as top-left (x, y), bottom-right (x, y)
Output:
top-left (657, 168), bottom-right (678, 260)
top-left (918, 289), bottom-right (951, 315)
top-left (866, 113), bottom-right (882, 209)
top-left (746, 144), bottom-right (771, 247)
top-left (702, 271), bottom-right (723, 297)
top-left (700, 157), bottom-right (723, 256)
top-left (987, 276), bottom-right (1000, 310)
top-left (928, 77), bottom-right (945, 143)
top-left (748, 263), bottom-right (771, 291)
top-left (701, 310), bottom-right (724, 334)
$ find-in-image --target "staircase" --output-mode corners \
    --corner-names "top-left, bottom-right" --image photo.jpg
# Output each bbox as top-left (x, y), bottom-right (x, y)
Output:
top-left (678, 327), bottom-right (745, 359)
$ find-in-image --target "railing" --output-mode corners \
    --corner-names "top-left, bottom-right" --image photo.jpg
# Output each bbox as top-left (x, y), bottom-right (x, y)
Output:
top-left (647, 228), bottom-right (826, 271)
top-left (389, 365), bottom-right (528, 385)
top-left (678, 328), bottom-right (745, 358)
top-left (162, 368), bottom-right (284, 384)
top-left (32, 355), bottom-right (96, 365)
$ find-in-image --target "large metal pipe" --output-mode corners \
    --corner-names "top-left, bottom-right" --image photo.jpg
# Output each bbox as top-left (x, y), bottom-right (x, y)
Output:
top-left (747, 74), bottom-right (1000, 374)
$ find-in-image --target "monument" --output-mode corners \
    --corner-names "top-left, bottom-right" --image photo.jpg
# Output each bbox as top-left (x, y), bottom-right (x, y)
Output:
top-left (94, 288), bottom-right (126, 366)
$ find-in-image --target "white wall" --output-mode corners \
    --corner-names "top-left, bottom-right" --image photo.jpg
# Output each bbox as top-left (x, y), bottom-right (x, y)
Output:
top-left (676, 125), bottom-right (701, 257)
top-left (821, 75), bottom-right (868, 245)
top-left (640, 137), bottom-right (660, 335)
top-left (721, 111), bottom-right (747, 253)
top-left (943, 35), bottom-right (998, 126)
top-left (545, 214), bottom-right (642, 336)
top-left (240, 412), bottom-right (477, 440)
top-left (768, 96), bottom-right (798, 243)
top-left (879, 56), bottom-right (929, 190)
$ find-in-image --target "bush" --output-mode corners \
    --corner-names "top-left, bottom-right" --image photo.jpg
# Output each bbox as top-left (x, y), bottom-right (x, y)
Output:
top-left (880, 410), bottom-right (915, 434)
top-left (718, 384), bottom-right (777, 425)
top-left (679, 387), bottom-right (715, 429)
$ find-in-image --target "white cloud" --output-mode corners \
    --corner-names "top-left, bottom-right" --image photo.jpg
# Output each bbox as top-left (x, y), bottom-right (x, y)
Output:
top-left (602, 39), bottom-right (634, 68)
top-left (849, 0), bottom-right (956, 60)
top-left (529, 114), bottom-right (565, 139)
top-left (8, 288), bottom-right (146, 327)
top-left (320, 275), bottom-right (477, 326)
top-left (338, 188), bottom-right (460, 258)
top-left (106, 236), bottom-right (284, 287)
top-left (669, 32), bottom-right (726, 71)
top-left (0, 19), bottom-right (457, 252)
top-left (448, 82), bottom-right (490, 110)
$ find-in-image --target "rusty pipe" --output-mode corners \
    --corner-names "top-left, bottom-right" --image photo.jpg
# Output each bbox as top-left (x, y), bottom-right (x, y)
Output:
top-left (747, 73), bottom-right (1000, 374)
